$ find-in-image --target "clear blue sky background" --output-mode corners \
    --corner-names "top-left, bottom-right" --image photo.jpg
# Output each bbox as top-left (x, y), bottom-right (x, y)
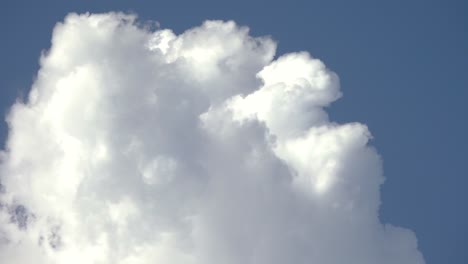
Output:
top-left (0, 0), bottom-right (466, 263)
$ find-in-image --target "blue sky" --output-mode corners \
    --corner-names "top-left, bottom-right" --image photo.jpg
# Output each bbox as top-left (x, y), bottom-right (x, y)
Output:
top-left (0, 0), bottom-right (466, 263)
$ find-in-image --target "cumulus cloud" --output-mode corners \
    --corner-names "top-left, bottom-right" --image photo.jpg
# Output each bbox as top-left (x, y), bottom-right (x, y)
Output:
top-left (0, 12), bottom-right (424, 264)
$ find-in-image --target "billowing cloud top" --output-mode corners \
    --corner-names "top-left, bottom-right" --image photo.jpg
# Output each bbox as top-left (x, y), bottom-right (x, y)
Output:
top-left (0, 13), bottom-right (424, 264)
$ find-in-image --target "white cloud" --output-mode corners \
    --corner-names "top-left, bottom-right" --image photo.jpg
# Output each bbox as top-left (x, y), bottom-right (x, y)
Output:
top-left (0, 12), bottom-right (425, 264)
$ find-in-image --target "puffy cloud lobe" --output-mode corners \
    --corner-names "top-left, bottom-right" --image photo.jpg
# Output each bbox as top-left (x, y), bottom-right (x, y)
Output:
top-left (0, 12), bottom-right (424, 264)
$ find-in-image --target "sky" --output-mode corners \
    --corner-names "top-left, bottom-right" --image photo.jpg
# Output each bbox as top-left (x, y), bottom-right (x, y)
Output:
top-left (0, 0), bottom-right (466, 263)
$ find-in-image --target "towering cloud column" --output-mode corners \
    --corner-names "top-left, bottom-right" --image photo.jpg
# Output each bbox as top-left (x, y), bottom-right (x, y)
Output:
top-left (0, 13), bottom-right (424, 264)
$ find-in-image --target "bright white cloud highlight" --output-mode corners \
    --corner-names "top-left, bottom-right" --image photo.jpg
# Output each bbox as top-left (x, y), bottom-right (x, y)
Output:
top-left (0, 12), bottom-right (424, 264)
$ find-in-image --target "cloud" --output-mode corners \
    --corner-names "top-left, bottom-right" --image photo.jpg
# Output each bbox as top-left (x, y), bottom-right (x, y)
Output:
top-left (0, 12), bottom-right (424, 264)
